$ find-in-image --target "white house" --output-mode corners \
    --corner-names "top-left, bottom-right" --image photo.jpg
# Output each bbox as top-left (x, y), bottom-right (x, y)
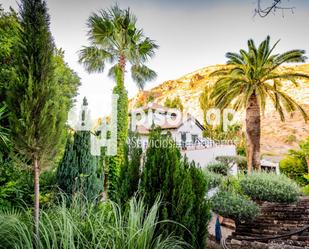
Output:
top-left (129, 103), bottom-right (237, 168)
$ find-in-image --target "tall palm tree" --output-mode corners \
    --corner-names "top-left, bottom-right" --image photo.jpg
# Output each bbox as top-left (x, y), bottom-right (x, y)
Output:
top-left (79, 4), bottom-right (158, 89)
top-left (79, 5), bottom-right (158, 199)
top-left (210, 36), bottom-right (309, 173)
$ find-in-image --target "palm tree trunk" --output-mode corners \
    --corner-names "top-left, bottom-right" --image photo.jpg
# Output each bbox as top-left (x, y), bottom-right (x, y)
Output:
top-left (107, 55), bottom-right (129, 200)
top-left (246, 93), bottom-right (261, 173)
top-left (33, 156), bottom-right (40, 242)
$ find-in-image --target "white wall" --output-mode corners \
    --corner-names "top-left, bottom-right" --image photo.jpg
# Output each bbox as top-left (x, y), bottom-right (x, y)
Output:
top-left (182, 145), bottom-right (237, 168)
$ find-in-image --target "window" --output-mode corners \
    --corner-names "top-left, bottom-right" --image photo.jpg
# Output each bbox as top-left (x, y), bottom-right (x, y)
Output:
top-left (191, 134), bottom-right (198, 144)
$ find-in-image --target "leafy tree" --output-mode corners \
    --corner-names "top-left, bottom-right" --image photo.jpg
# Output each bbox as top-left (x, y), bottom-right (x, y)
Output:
top-left (140, 129), bottom-right (210, 248)
top-left (79, 4), bottom-right (158, 200)
top-left (0, 6), bottom-right (19, 106)
top-left (279, 155), bottom-right (307, 186)
top-left (288, 137), bottom-right (309, 172)
top-left (210, 36), bottom-right (309, 173)
top-left (6, 0), bottom-right (69, 236)
top-left (117, 132), bottom-right (142, 206)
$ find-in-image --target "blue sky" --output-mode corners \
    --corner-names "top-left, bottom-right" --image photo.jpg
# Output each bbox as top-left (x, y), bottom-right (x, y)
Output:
top-left (2, 0), bottom-right (309, 118)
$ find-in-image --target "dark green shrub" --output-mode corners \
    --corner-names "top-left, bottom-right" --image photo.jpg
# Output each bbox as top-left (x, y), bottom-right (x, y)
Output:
top-left (279, 156), bottom-right (308, 186)
top-left (141, 129), bottom-right (211, 248)
top-left (211, 191), bottom-right (260, 225)
top-left (207, 162), bottom-right (230, 175)
top-left (117, 133), bottom-right (142, 206)
top-left (240, 172), bottom-right (300, 203)
top-left (57, 130), bottom-right (102, 201)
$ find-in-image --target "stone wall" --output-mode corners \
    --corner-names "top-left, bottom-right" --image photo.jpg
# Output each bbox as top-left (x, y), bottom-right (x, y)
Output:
top-left (226, 197), bottom-right (309, 249)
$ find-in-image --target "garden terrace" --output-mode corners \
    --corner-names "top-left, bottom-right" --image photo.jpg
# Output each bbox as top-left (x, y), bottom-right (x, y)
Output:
top-left (226, 197), bottom-right (309, 248)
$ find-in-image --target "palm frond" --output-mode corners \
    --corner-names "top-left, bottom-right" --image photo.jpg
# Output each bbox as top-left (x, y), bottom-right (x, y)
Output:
top-left (131, 65), bottom-right (157, 90)
top-left (78, 46), bottom-right (113, 73)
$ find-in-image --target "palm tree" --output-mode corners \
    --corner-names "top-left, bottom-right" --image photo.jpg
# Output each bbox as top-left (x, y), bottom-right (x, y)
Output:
top-left (79, 4), bottom-right (158, 88)
top-left (79, 4), bottom-right (158, 199)
top-left (210, 36), bottom-right (309, 173)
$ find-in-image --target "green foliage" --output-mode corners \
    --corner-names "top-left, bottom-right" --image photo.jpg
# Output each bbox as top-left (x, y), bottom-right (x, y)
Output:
top-left (279, 155), bottom-right (308, 186)
top-left (140, 129), bottom-right (211, 248)
top-left (164, 96), bottom-right (184, 111)
top-left (211, 191), bottom-right (260, 225)
top-left (79, 5), bottom-right (157, 202)
top-left (117, 133), bottom-right (142, 206)
top-left (107, 66), bottom-right (128, 201)
top-left (0, 7), bottom-right (19, 104)
top-left (301, 185), bottom-right (309, 196)
top-left (216, 155), bottom-right (247, 171)
top-left (289, 137), bottom-right (309, 160)
top-left (207, 162), bottom-right (230, 176)
top-left (79, 5), bottom-right (158, 89)
top-left (210, 36), bottom-right (309, 120)
top-left (239, 172), bottom-right (300, 203)
top-left (0, 155), bottom-right (59, 208)
top-left (56, 134), bottom-right (78, 196)
top-left (0, 157), bottom-right (31, 208)
top-left (0, 196), bottom-right (187, 249)
top-left (74, 131), bottom-right (102, 201)
top-left (285, 134), bottom-right (297, 144)
top-left (203, 169), bottom-right (223, 189)
top-left (146, 94), bottom-right (155, 103)
top-left (172, 158), bottom-right (211, 248)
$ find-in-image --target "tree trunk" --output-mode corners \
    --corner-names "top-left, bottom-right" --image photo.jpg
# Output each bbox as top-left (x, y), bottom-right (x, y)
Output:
top-left (33, 157), bottom-right (40, 242)
top-left (119, 54), bottom-right (126, 76)
top-left (246, 93), bottom-right (261, 173)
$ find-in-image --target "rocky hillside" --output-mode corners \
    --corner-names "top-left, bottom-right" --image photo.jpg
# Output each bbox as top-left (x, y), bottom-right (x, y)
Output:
top-left (129, 64), bottom-right (309, 156)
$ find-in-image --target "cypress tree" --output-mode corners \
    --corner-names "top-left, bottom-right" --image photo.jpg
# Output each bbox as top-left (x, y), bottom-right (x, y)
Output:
top-left (117, 132), bottom-right (142, 206)
top-left (57, 97), bottom-right (102, 201)
top-left (140, 129), bottom-right (211, 248)
top-left (141, 128), bottom-right (181, 220)
top-left (73, 130), bottom-right (101, 200)
top-left (172, 158), bottom-right (211, 248)
top-left (7, 0), bottom-right (66, 236)
top-left (56, 133), bottom-right (77, 196)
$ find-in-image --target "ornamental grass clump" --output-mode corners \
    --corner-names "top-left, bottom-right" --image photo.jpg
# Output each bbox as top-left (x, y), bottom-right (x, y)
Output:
top-left (0, 196), bottom-right (187, 249)
top-left (239, 172), bottom-right (300, 203)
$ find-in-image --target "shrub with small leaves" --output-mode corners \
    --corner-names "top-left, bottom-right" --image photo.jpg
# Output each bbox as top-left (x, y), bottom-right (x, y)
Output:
top-left (203, 169), bottom-right (223, 189)
top-left (216, 155), bottom-right (247, 171)
top-left (211, 191), bottom-right (260, 225)
top-left (207, 162), bottom-right (230, 176)
top-left (240, 172), bottom-right (300, 203)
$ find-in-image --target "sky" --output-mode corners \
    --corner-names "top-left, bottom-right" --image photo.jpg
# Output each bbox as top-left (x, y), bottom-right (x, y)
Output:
top-left (2, 0), bottom-right (309, 118)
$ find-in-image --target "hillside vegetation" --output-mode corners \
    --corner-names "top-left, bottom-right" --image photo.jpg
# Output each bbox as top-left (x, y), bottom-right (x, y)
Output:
top-left (129, 64), bottom-right (309, 156)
